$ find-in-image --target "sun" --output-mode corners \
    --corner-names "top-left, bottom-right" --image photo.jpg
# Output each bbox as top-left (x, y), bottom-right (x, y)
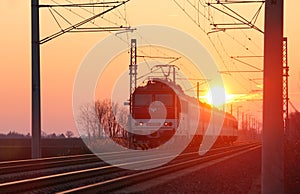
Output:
top-left (204, 86), bottom-right (233, 107)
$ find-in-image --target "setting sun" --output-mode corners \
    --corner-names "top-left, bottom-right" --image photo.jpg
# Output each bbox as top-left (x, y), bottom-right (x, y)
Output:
top-left (204, 86), bottom-right (233, 107)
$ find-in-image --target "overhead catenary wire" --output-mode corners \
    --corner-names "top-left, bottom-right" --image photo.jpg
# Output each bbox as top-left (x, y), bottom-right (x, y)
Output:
top-left (172, 0), bottom-right (264, 110)
top-left (45, 0), bottom-right (256, 97)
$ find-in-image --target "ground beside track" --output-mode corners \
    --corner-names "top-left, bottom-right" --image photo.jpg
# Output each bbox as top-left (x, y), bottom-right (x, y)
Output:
top-left (136, 142), bottom-right (300, 194)
top-left (125, 147), bottom-right (262, 194)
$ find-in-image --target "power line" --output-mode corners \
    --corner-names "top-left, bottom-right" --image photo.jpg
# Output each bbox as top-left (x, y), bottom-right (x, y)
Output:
top-left (173, 0), bottom-right (266, 102)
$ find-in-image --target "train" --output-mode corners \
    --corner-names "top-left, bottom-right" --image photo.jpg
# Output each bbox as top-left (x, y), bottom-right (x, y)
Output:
top-left (130, 78), bottom-right (238, 150)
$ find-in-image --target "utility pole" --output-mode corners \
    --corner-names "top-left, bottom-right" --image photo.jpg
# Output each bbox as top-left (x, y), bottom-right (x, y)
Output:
top-left (128, 39), bottom-right (137, 148)
top-left (172, 65), bottom-right (176, 84)
top-left (31, 0), bottom-right (41, 158)
top-left (263, 0), bottom-right (284, 193)
top-left (197, 82), bottom-right (199, 101)
top-left (237, 107), bottom-right (239, 129)
top-left (246, 114), bottom-right (249, 130)
top-left (283, 37), bottom-right (289, 132)
top-left (242, 112), bottom-right (244, 129)
top-left (129, 39), bottom-right (137, 113)
top-left (31, 0), bottom-right (131, 158)
top-left (236, 106), bottom-right (242, 129)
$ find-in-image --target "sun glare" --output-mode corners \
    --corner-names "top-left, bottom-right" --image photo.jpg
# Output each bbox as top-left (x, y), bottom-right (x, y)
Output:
top-left (204, 86), bottom-right (233, 107)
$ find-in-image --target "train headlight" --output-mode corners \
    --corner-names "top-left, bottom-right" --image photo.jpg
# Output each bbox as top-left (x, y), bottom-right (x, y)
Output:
top-left (164, 122), bottom-right (172, 126)
top-left (135, 122), bottom-right (144, 126)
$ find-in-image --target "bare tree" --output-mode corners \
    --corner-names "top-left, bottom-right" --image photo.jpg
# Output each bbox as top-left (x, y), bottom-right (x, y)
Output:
top-left (65, 130), bottom-right (74, 138)
top-left (116, 105), bottom-right (129, 138)
top-left (95, 99), bottom-right (110, 138)
top-left (77, 103), bottom-right (99, 141)
top-left (41, 130), bottom-right (47, 137)
top-left (77, 99), bottom-right (129, 146)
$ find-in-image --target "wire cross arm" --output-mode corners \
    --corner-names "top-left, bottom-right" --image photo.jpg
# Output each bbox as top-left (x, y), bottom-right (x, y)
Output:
top-left (219, 70), bottom-right (263, 74)
top-left (136, 56), bottom-right (181, 60)
top-left (208, 1), bottom-right (265, 5)
top-left (39, 0), bottom-right (130, 44)
top-left (207, 1), bottom-right (264, 34)
top-left (68, 26), bottom-right (133, 33)
top-left (39, 1), bottom-right (125, 8)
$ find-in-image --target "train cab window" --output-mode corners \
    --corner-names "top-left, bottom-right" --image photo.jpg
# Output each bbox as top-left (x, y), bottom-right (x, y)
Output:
top-left (134, 94), bottom-right (152, 106)
top-left (155, 94), bottom-right (173, 106)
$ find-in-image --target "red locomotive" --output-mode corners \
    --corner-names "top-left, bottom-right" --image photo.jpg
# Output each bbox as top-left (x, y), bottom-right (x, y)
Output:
top-left (130, 78), bottom-right (238, 149)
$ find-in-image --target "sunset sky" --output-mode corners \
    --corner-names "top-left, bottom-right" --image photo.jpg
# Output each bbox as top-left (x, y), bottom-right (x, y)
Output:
top-left (0, 0), bottom-right (299, 136)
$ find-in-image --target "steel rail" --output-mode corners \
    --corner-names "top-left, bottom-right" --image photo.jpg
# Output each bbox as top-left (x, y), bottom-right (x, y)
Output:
top-left (0, 143), bottom-right (259, 193)
top-left (58, 143), bottom-right (261, 193)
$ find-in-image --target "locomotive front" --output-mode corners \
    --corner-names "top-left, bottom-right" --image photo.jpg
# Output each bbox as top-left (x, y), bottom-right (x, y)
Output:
top-left (131, 79), bottom-right (181, 149)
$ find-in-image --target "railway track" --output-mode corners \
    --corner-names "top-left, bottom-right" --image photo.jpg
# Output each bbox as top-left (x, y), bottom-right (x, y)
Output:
top-left (0, 142), bottom-right (260, 193)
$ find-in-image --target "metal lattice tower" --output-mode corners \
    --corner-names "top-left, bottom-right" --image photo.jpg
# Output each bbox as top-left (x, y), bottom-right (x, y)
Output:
top-left (129, 39), bottom-right (137, 113)
top-left (283, 37), bottom-right (289, 131)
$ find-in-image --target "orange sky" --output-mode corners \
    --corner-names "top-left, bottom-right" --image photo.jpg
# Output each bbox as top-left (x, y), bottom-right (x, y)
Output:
top-left (0, 0), bottom-right (299, 135)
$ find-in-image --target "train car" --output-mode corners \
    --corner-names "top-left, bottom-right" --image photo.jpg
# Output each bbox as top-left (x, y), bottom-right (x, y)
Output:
top-left (130, 78), bottom-right (238, 149)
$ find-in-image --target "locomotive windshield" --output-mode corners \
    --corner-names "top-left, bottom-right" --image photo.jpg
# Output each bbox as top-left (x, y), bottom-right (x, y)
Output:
top-left (134, 93), bottom-right (173, 107)
top-left (155, 94), bottom-right (173, 106)
top-left (134, 94), bottom-right (152, 106)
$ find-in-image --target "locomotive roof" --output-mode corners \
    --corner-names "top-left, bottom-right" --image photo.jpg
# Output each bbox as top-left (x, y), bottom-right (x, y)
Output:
top-left (135, 78), bottom-right (184, 93)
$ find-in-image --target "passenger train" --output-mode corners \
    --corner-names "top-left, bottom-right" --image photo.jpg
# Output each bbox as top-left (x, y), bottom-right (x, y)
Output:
top-left (130, 78), bottom-right (238, 149)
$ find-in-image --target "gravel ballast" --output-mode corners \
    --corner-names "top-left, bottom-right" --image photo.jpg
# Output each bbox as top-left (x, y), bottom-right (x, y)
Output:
top-left (141, 148), bottom-right (262, 193)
